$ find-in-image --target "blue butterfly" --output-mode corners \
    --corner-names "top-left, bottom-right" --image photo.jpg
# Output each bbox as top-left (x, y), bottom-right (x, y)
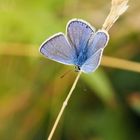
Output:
top-left (39, 19), bottom-right (109, 73)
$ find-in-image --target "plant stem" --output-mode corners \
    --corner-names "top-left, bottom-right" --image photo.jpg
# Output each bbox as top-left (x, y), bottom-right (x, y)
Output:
top-left (48, 71), bottom-right (82, 140)
top-left (102, 56), bottom-right (140, 73)
top-left (1, 43), bottom-right (140, 74)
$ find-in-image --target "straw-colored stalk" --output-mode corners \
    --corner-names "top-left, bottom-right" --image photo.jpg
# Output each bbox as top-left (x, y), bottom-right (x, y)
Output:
top-left (102, 0), bottom-right (129, 31)
top-left (47, 0), bottom-right (129, 139)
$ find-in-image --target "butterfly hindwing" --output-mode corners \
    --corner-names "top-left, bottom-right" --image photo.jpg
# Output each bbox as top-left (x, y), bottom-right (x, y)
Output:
top-left (81, 49), bottom-right (103, 73)
top-left (40, 33), bottom-right (76, 65)
top-left (87, 30), bottom-right (109, 58)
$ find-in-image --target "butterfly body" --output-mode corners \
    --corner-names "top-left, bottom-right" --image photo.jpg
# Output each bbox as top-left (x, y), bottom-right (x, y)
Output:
top-left (75, 46), bottom-right (88, 67)
top-left (40, 19), bottom-right (109, 73)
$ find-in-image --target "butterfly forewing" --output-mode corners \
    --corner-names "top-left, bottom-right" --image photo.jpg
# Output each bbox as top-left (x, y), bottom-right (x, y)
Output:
top-left (40, 33), bottom-right (76, 65)
top-left (67, 19), bottom-right (95, 54)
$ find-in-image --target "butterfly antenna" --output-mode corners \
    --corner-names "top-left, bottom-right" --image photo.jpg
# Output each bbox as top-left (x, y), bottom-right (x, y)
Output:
top-left (60, 69), bottom-right (73, 78)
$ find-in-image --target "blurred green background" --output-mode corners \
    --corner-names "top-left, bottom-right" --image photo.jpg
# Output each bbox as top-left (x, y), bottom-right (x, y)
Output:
top-left (0, 0), bottom-right (140, 140)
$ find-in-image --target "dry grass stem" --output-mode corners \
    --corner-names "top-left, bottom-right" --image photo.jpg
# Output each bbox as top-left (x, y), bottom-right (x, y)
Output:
top-left (48, 71), bottom-right (82, 140)
top-left (102, 0), bottom-right (129, 31)
top-left (102, 56), bottom-right (140, 73)
top-left (1, 43), bottom-right (140, 73)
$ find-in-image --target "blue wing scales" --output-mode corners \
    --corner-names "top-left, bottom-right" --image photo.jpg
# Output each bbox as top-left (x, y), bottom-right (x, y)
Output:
top-left (40, 33), bottom-right (76, 65)
top-left (67, 19), bottom-right (95, 55)
top-left (81, 49), bottom-right (103, 73)
top-left (87, 30), bottom-right (109, 58)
